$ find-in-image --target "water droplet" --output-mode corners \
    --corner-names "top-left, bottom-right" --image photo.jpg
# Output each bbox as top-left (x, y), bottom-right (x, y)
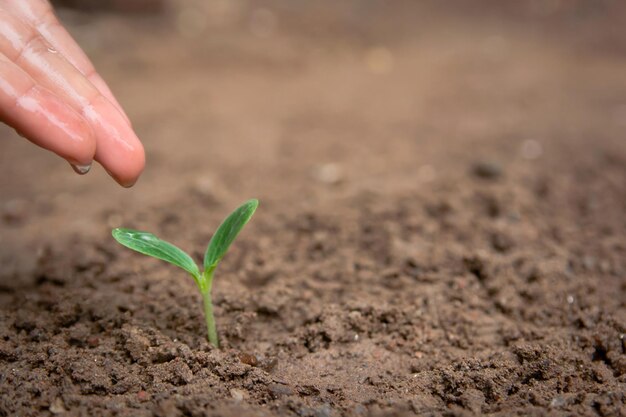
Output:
top-left (70, 163), bottom-right (92, 175)
top-left (47, 46), bottom-right (58, 54)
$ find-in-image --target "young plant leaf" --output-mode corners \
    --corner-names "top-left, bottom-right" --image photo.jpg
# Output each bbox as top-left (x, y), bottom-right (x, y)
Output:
top-left (112, 228), bottom-right (201, 279)
top-left (204, 199), bottom-right (258, 270)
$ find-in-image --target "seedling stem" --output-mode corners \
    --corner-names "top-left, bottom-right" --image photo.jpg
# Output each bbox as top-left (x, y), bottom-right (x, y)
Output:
top-left (201, 270), bottom-right (218, 347)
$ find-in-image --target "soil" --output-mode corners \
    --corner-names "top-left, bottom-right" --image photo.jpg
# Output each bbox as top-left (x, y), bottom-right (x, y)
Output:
top-left (1, 1), bottom-right (625, 416)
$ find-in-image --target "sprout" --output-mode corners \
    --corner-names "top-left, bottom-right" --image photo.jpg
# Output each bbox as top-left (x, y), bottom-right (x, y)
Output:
top-left (112, 199), bottom-right (259, 347)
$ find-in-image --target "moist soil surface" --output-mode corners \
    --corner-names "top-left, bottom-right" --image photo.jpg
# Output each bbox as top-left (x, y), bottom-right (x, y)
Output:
top-left (1, 1), bottom-right (625, 416)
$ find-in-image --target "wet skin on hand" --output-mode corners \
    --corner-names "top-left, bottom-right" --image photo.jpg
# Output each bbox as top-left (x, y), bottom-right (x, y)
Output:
top-left (0, 0), bottom-right (145, 187)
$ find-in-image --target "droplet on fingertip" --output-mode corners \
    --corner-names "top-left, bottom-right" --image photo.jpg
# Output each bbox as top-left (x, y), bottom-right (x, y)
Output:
top-left (70, 163), bottom-right (92, 175)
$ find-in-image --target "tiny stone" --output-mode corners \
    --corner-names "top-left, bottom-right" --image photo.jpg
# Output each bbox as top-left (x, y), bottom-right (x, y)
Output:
top-left (313, 163), bottom-right (343, 185)
top-left (491, 232), bottom-right (513, 253)
top-left (472, 160), bottom-right (502, 179)
top-left (87, 336), bottom-right (100, 348)
top-left (137, 390), bottom-right (150, 402)
top-left (238, 352), bottom-right (258, 366)
top-left (353, 404), bottom-right (368, 416)
top-left (550, 395), bottom-right (568, 408)
top-left (2, 199), bottom-right (27, 224)
top-left (348, 311), bottom-right (362, 320)
top-left (582, 256), bottom-right (596, 270)
top-left (313, 405), bottom-right (334, 417)
top-left (599, 260), bottom-right (611, 273)
top-left (261, 357), bottom-right (279, 372)
top-left (193, 176), bottom-right (215, 196)
top-left (49, 398), bottom-right (66, 414)
top-left (268, 383), bottom-right (295, 397)
top-left (230, 388), bottom-right (247, 401)
top-left (28, 328), bottom-right (47, 342)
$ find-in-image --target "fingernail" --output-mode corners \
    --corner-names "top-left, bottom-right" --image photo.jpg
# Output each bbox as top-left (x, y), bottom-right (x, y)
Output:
top-left (70, 162), bottom-right (92, 175)
top-left (119, 176), bottom-right (137, 188)
top-left (105, 168), bottom-right (137, 188)
top-left (89, 95), bottom-right (144, 188)
top-left (122, 180), bottom-right (137, 188)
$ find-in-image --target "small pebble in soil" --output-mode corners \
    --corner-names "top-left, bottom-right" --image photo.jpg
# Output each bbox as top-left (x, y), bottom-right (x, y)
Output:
top-left (238, 352), bottom-right (258, 366)
top-left (491, 232), bottom-right (514, 253)
top-left (268, 383), bottom-right (295, 397)
top-left (471, 160), bottom-right (503, 179)
top-left (582, 256), bottom-right (596, 271)
top-left (28, 328), bottom-right (47, 342)
top-left (49, 398), bottom-right (66, 414)
top-left (230, 388), bottom-right (248, 401)
top-left (550, 395), bottom-right (569, 408)
top-left (87, 336), bottom-right (100, 348)
top-left (137, 390), bottom-right (150, 402)
top-left (313, 405), bottom-right (334, 417)
top-left (313, 163), bottom-right (343, 185)
top-left (261, 357), bottom-right (279, 372)
top-left (2, 199), bottom-right (27, 225)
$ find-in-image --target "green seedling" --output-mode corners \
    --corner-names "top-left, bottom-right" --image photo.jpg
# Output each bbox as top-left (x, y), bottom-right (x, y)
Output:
top-left (112, 199), bottom-right (259, 347)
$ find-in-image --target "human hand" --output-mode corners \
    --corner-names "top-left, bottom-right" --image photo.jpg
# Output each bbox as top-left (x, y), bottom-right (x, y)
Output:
top-left (0, 0), bottom-right (144, 187)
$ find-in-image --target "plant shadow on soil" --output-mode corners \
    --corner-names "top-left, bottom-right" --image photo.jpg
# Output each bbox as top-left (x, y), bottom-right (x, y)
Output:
top-left (0, 1), bottom-right (625, 416)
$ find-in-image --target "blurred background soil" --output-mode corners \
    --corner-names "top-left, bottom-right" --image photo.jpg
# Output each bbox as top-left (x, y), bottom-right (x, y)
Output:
top-left (0, 1), bottom-right (624, 416)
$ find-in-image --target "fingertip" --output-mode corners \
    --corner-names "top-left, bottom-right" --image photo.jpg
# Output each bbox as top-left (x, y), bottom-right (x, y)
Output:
top-left (87, 95), bottom-right (145, 187)
top-left (101, 136), bottom-right (145, 188)
top-left (118, 143), bottom-right (146, 188)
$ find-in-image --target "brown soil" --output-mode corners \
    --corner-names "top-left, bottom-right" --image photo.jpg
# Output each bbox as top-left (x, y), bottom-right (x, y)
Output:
top-left (1, 1), bottom-right (625, 416)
